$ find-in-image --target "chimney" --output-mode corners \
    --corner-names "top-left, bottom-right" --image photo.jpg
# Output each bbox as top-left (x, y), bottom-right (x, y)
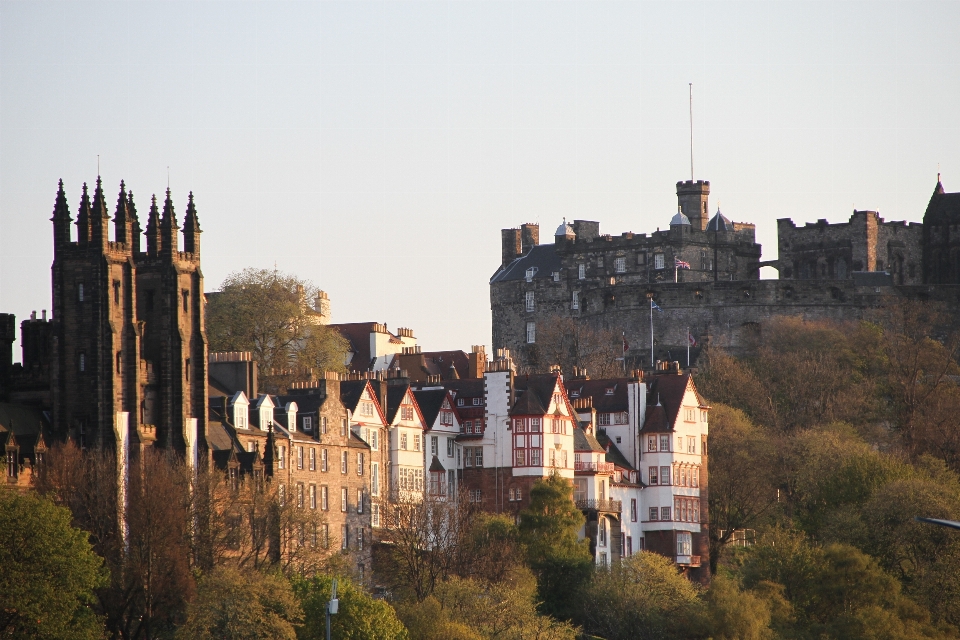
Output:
top-left (501, 228), bottom-right (522, 267)
top-left (521, 223), bottom-right (539, 254)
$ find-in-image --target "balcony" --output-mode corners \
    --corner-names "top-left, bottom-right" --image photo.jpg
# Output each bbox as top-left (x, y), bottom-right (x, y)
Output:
top-left (575, 461), bottom-right (615, 473)
top-left (575, 499), bottom-right (622, 513)
top-left (676, 555), bottom-right (701, 567)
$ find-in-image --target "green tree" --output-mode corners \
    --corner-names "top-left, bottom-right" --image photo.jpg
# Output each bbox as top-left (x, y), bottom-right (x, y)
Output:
top-left (0, 488), bottom-right (106, 639)
top-left (293, 574), bottom-right (407, 640)
top-left (518, 473), bottom-right (593, 619)
top-left (176, 567), bottom-right (302, 640)
top-left (704, 575), bottom-right (774, 640)
top-left (206, 268), bottom-right (349, 392)
top-left (576, 551), bottom-right (704, 640)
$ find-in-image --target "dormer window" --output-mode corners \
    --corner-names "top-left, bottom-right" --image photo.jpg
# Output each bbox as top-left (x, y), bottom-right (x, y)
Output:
top-left (260, 407), bottom-right (272, 429)
top-left (552, 271), bottom-right (560, 282)
top-left (235, 406), bottom-right (247, 429)
top-left (525, 267), bottom-right (538, 282)
top-left (605, 387), bottom-right (614, 395)
top-left (286, 402), bottom-right (298, 433)
top-left (472, 398), bottom-right (481, 406)
top-left (457, 398), bottom-right (464, 407)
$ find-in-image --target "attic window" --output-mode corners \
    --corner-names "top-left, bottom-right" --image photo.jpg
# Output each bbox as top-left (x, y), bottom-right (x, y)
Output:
top-left (525, 267), bottom-right (538, 282)
top-left (472, 398), bottom-right (481, 406)
top-left (605, 388), bottom-right (614, 395)
top-left (552, 271), bottom-right (560, 282)
top-left (457, 398), bottom-right (464, 407)
top-left (569, 390), bottom-right (579, 398)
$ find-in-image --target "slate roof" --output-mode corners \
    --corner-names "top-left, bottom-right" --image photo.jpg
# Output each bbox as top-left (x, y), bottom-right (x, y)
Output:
top-left (206, 421), bottom-right (236, 452)
top-left (412, 389), bottom-right (448, 428)
top-left (429, 455), bottom-right (446, 472)
top-left (923, 181), bottom-right (960, 225)
top-left (490, 243), bottom-right (564, 284)
top-left (510, 373), bottom-right (560, 416)
top-left (596, 430), bottom-right (635, 471)
top-left (565, 378), bottom-right (630, 413)
top-left (573, 426), bottom-right (606, 453)
top-left (641, 372), bottom-right (697, 433)
top-left (385, 385), bottom-right (410, 424)
top-left (440, 378), bottom-right (484, 403)
top-left (392, 350), bottom-right (472, 380)
top-left (852, 271), bottom-right (894, 287)
top-left (339, 380), bottom-right (369, 413)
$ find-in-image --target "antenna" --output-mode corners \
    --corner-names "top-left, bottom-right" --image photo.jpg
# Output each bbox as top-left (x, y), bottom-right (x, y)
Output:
top-left (689, 83), bottom-right (694, 180)
top-left (167, 166), bottom-right (170, 189)
top-left (97, 154), bottom-right (100, 176)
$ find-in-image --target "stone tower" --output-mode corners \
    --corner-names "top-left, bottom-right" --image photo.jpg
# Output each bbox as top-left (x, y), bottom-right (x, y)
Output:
top-left (676, 180), bottom-right (710, 231)
top-left (50, 178), bottom-right (207, 456)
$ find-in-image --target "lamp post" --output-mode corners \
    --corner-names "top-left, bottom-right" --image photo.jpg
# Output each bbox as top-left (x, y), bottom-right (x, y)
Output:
top-left (326, 579), bottom-right (338, 640)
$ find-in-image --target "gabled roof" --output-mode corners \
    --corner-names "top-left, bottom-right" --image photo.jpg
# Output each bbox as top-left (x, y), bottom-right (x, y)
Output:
top-left (429, 455), bottom-right (446, 472)
top-left (490, 243), bottom-right (564, 284)
top-left (642, 372), bottom-right (696, 433)
top-left (386, 385), bottom-right (425, 426)
top-left (565, 378), bottom-right (630, 413)
top-left (339, 380), bottom-right (369, 413)
top-left (438, 378), bottom-right (484, 402)
top-left (412, 389), bottom-right (450, 428)
top-left (573, 426), bottom-right (606, 453)
top-left (596, 430), bottom-right (635, 471)
top-left (330, 322), bottom-right (409, 372)
top-left (923, 180), bottom-right (960, 225)
top-left (391, 350), bottom-right (472, 381)
top-left (511, 374), bottom-right (561, 416)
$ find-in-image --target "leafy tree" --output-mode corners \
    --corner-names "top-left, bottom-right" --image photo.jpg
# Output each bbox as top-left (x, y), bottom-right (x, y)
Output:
top-left (293, 574), bottom-right (407, 640)
top-left (518, 473), bottom-right (593, 618)
top-left (704, 575), bottom-right (774, 640)
top-left (176, 567), bottom-right (302, 640)
top-left (0, 488), bottom-right (107, 639)
top-left (706, 404), bottom-right (780, 572)
top-left (206, 268), bottom-right (349, 392)
top-left (527, 315), bottom-right (627, 377)
top-left (576, 551), bottom-right (704, 640)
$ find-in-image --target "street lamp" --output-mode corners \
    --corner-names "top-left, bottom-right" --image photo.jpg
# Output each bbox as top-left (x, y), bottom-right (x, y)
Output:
top-left (326, 579), bottom-right (339, 640)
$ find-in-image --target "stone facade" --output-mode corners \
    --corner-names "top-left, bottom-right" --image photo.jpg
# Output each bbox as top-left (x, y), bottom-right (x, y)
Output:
top-left (491, 177), bottom-right (960, 366)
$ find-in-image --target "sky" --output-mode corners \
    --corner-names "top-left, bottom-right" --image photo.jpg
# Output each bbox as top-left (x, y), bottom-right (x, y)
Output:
top-left (2, 1), bottom-right (959, 360)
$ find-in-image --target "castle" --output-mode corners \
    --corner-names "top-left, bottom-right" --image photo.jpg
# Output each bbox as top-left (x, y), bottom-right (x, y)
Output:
top-left (491, 177), bottom-right (960, 368)
top-left (1, 178), bottom-right (208, 459)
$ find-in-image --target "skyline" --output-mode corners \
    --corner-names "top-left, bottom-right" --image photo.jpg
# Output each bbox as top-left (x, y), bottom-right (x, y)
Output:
top-left (2, 1), bottom-right (960, 360)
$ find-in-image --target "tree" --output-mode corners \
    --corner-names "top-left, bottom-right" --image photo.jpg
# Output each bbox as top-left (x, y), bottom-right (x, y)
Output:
top-left (528, 315), bottom-right (627, 377)
top-left (176, 567), bottom-right (302, 640)
top-left (517, 473), bottom-right (593, 618)
top-left (706, 404), bottom-right (780, 573)
top-left (704, 575), bottom-right (774, 640)
top-left (0, 488), bottom-right (107, 639)
top-left (576, 551), bottom-right (704, 640)
top-left (206, 268), bottom-right (349, 393)
top-left (293, 574), bottom-right (408, 640)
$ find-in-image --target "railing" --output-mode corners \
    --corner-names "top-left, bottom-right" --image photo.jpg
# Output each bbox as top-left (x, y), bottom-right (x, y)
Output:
top-left (575, 499), bottom-right (621, 513)
top-left (575, 461), bottom-right (615, 473)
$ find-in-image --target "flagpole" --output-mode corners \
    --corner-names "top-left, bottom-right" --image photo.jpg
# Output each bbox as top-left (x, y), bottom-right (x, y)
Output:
top-left (687, 326), bottom-right (690, 368)
top-left (622, 332), bottom-right (627, 375)
top-left (650, 298), bottom-right (654, 369)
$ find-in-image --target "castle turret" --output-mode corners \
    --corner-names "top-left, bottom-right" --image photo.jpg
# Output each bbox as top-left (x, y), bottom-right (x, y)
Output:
top-left (146, 195), bottom-right (161, 256)
top-left (76, 183), bottom-right (91, 245)
top-left (113, 181), bottom-right (133, 248)
top-left (160, 188), bottom-right (179, 259)
top-left (90, 176), bottom-right (110, 249)
top-left (51, 179), bottom-right (72, 250)
top-left (677, 180), bottom-right (710, 231)
top-left (182, 191), bottom-right (201, 255)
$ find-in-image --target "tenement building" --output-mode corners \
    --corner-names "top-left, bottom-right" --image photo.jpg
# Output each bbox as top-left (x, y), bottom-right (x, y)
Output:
top-left (491, 176), bottom-right (960, 368)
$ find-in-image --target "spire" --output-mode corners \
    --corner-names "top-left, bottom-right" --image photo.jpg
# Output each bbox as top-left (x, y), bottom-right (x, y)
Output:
top-left (182, 191), bottom-right (201, 255)
top-left (113, 180), bottom-right (132, 247)
top-left (160, 188), bottom-right (179, 257)
top-left (90, 176), bottom-right (110, 247)
top-left (935, 174), bottom-right (945, 195)
top-left (51, 179), bottom-right (72, 249)
top-left (146, 194), bottom-right (162, 256)
top-left (127, 190), bottom-right (142, 254)
top-left (76, 182), bottom-right (91, 245)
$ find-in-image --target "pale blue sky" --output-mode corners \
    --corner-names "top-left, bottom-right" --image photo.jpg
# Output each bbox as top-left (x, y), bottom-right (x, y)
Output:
top-left (2, 1), bottom-right (958, 358)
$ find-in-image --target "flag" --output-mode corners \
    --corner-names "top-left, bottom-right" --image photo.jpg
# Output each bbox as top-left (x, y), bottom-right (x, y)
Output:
top-left (675, 257), bottom-right (691, 269)
top-left (651, 300), bottom-right (664, 312)
top-left (688, 332), bottom-right (697, 347)
top-left (622, 334), bottom-right (629, 351)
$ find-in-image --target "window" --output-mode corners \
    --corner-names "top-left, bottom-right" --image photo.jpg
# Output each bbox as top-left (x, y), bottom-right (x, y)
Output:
top-left (654, 253), bottom-right (665, 269)
top-left (688, 437), bottom-right (696, 453)
top-left (578, 264), bottom-right (585, 279)
top-left (303, 416), bottom-right (313, 432)
top-left (297, 446), bottom-right (304, 470)
top-left (321, 416), bottom-right (328, 435)
top-left (525, 267), bottom-right (538, 282)
top-left (525, 291), bottom-right (535, 312)
top-left (401, 406), bottom-right (414, 421)
top-left (599, 518), bottom-right (607, 545)
top-left (457, 398), bottom-right (464, 406)
top-left (116, 351), bottom-right (122, 374)
top-left (464, 447), bottom-right (473, 467)
top-left (309, 448), bottom-right (316, 471)
top-left (660, 466), bottom-right (671, 485)
top-left (684, 408), bottom-right (695, 422)
top-left (631, 499), bottom-right (638, 522)
top-left (469, 489), bottom-right (482, 503)
top-left (278, 446), bottom-right (286, 469)
top-left (474, 447), bottom-right (483, 467)
top-left (372, 462), bottom-right (379, 496)
top-left (614, 257), bottom-right (626, 273)
top-left (358, 528), bottom-right (364, 551)
top-left (78, 282), bottom-right (85, 302)
top-left (414, 434), bottom-right (421, 451)
top-left (400, 432), bottom-right (408, 450)
top-left (341, 487), bottom-right (348, 512)
top-left (78, 352), bottom-right (86, 373)
top-left (626, 536), bottom-right (633, 557)
top-left (677, 531), bottom-right (692, 556)
top-left (701, 410), bottom-right (708, 422)
top-left (341, 525), bottom-right (349, 550)
top-left (372, 504), bottom-right (381, 527)
top-left (526, 322), bottom-right (536, 344)
top-left (321, 449), bottom-right (328, 472)
top-left (472, 398), bottom-right (481, 406)
top-left (660, 435), bottom-right (669, 451)
top-left (430, 436), bottom-right (438, 455)
top-left (247, 442), bottom-right (255, 453)
top-left (648, 466), bottom-right (658, 485)
top-left (278, 484), bottom-right (286, 506)
top-left (340, 419), bottom-right (347, 437)
top-left (571, 291), bottom-right (579, 310)
top-left (309, 485), bottom-right (317, 509)
top-left (446, 437), bottom-right (454, 457)
top-left (647, 435), bottom-right (657, 452)
top-left (552, 271), bottom-right (560, 282)
top-left (357, 489), bottom-right (364, 514)
top-left (357, 452), bottom-right (365, 475)
top-left (661, 506), bottom-right (671, 521)
top-left (297, 483), bottom-right (304, 508)
top-left (649, 507), bottom-right (658, 521)
top-left (321, 485), bottom-right (329, 510)
top-left (693, 467), bottom-right (699, 487)
top-left (341, 451), bottom-right (348, 474)
top-left (678, 436), bottom-right (683, 451)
